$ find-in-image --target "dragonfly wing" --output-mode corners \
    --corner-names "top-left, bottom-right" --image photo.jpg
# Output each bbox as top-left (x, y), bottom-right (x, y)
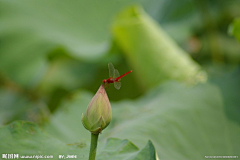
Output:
top-left (114, 69), bottom-right (120, 79)
top-left (114, 81), bottom-right (121, 90)
top-left (108, 63), bottom-right (115, 78)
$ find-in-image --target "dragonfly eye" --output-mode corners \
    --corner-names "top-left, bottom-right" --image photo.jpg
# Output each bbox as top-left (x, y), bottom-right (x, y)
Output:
top-left (102, 79), bottom-right (106, 83)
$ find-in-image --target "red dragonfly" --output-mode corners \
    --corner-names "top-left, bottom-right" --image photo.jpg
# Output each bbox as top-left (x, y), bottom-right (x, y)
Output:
top-left (102, 63), bottom-right (132, 90)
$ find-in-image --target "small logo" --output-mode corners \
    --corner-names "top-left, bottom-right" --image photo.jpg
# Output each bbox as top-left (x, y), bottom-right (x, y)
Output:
top-left (2, 154), bottom-right (19, 159)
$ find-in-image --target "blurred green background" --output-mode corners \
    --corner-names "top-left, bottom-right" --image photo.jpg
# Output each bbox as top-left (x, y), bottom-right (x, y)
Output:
top-left (0, 0), bottom-right (240, 159)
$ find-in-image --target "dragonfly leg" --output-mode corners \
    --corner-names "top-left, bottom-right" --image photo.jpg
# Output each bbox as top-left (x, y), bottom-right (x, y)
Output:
top-left (103, 83), bottom-right (109, 90)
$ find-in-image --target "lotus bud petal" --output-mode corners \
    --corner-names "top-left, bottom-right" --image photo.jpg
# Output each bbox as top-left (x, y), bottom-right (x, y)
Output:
top-left (81, 84), bottom-right (112, 134)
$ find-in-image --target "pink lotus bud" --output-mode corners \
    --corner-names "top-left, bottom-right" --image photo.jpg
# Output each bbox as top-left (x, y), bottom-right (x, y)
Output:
top-left (81, 85), bottom-right (112, 134)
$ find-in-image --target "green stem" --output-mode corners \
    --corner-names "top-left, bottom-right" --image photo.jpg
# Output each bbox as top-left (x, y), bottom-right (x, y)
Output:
top-left (89, 133), bottom-right (99, 160)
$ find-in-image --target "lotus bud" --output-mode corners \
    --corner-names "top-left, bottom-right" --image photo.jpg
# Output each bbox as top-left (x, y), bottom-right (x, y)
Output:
top-left (81, 84), bottom-right (112, 134)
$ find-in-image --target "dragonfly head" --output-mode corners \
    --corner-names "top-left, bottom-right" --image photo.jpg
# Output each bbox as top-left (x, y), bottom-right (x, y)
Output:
top-left (102, 79), bottom-right (107, 83)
